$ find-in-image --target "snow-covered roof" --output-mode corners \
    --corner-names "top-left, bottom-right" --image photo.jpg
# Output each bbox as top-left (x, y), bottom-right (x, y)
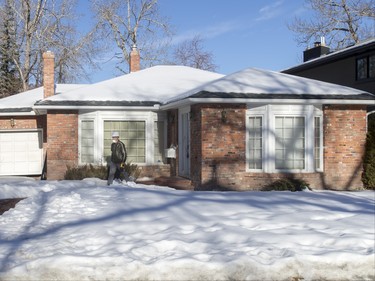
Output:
top-left (38, 66), bottom-right (224, 105)
top-left (164, 68), bottom-right (374, 104)
top-left (2, 65), bottom-right (373, 113)
top-left (0, 84), bottom-right (86, 112)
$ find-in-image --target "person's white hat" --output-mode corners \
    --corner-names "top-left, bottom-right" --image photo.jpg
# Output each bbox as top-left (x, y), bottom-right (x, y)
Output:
top-left (112, 131), bottom-right (120, 137)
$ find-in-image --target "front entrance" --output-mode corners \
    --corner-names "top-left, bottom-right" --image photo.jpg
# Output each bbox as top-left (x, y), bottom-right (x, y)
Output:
top-left (178, 108), bottom-right (190, 178)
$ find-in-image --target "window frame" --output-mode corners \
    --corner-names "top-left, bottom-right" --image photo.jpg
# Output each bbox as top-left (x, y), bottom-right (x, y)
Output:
top-left (78, 110), bottom-right (167, 166)
top-left (246, 104), bottom-right (323, 173)
top-left (356, 54), bottom-right (375, 81)
top-left (246, 112), bottom-right (265, 172)
top-left (103, 120), bottom-right (147, 164)
top-left (274, 116), bottom-right (306, 171)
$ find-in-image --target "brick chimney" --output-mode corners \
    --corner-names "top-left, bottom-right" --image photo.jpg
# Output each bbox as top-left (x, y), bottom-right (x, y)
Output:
top-left (43, 51), bottom-right (55, 98)
top-left (130, 44), bottom-right (140, 72)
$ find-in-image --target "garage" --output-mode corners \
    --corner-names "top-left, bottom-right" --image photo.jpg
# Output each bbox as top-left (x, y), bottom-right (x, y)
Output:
top-left (0, 130), bottom-right (43, 176)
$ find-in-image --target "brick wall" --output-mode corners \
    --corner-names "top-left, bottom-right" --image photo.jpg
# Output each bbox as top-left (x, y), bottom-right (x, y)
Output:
top-left (138, 164), bottom-right (170, 178)
top-left (191, 104), bottom-right (248, 190)
top-left (323, 105), bottom-right (367, 190)
top-left (0, 115), bottom-right (47, 145)
top-left (188, 103), bottom-right (367, 191)
top-left (46, 110), bottom-right (78, 180)
top-left (0, 115), bottom-right (46, 133)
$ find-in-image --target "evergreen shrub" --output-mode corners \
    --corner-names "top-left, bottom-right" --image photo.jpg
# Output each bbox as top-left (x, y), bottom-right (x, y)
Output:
top-left (362, 113), bottom-right (375, 190)
top-left (262, 178), bottom-right (309, 192)
top-left (64, 164), bottom-right (108, 180)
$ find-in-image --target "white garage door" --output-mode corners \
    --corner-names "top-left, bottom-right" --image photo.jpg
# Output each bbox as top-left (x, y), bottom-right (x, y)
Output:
top-left (0, 130), bottom-right (43, 176)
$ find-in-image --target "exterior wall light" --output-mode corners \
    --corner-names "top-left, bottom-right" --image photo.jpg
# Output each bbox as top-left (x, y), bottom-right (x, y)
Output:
top-left (221, 110), bottom-right (227, 123)
top-left (10, 118), bottom-right (15, 128)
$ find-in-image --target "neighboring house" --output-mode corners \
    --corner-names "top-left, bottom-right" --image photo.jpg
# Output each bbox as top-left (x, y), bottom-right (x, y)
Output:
top-left (1, 49), bottom-right (374, 190)
top-left (282, 38), bottom-right (375, 96)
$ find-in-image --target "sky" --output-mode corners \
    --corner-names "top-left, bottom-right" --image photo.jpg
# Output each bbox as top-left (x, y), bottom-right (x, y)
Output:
top-left (80, 0), bottom-right (311, 83)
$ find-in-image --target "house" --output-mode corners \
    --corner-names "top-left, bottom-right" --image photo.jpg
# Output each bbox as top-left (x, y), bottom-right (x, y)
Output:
top-left (282, 38), bottom-right (375, 96)
top-left (1, 48), bottom-right (374, 190)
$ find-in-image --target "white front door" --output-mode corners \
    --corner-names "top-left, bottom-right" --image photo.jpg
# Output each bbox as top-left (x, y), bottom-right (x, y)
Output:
top-left (178, 108), bottom-right (190, 178)
top-left (0, 130), bottom-right (43, 175)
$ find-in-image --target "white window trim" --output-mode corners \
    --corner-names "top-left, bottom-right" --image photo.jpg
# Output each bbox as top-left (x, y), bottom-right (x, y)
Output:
top-left (314, 115), bottom-right (324, 172)
top-left (246, 104), bottom-right (323, 173)
top-left (246, 113), bottom-right (266, 172)
top-left (78, 118), bottom-right (96, 165)
top-left (79, 110), bottom-right (167, 166)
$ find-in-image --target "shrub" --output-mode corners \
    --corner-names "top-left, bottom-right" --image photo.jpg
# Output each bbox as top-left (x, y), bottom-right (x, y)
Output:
top-left (121, 162), bottom-right (142, 181)
top-left (362, 113), bottom-right (375, 190)
top-left (64, 163), bottom-right (141, 181)
top-left (64, 164), bottom-right (108, 180)
top-left (262, 178), bottom-right (309, 192)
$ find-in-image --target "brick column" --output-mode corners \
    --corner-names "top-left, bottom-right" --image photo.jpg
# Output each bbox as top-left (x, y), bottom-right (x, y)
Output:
top-left (46, 110), bottom-right (79, 180)
top-left (193, 104), bottom-right (246, 190)
top-left (323, 105), bottom-right (367, 190)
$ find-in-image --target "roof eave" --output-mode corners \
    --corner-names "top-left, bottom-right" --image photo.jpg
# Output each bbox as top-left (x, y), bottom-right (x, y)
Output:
top-left (0, 108), bottom-right (37, 116)
top-left (160, 97), bottom-right (375, 110)
top-left (32, 104), bottom-right (161, 111)
top-left (283, 40), bottom-right (375, 73)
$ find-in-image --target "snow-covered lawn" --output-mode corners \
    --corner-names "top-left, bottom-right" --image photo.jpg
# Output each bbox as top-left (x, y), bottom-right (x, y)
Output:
top-left (0, 178), bottom-right (374, 281)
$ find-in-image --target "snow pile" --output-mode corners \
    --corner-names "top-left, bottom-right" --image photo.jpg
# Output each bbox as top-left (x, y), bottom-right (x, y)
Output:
top-left (0, 179), bottom-right (374, 281)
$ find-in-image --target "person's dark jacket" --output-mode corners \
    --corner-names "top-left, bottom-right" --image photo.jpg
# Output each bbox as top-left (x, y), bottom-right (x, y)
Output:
top-left (111, 141), bottom-right (127, 163)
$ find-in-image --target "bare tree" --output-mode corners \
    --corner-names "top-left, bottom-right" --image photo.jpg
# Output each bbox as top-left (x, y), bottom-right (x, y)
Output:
top-left (173, 35), bottom-right (217, 71)
top-left (288, 0), bottom-right (375, 49)
top-left (0, 0), bottom-right (100, 93)
top-left (91, 0), bottom-right (171, 73)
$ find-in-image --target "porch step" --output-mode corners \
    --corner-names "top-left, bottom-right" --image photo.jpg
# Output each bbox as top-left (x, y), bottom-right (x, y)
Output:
top-left (154, 176), bottom-right (194, 190)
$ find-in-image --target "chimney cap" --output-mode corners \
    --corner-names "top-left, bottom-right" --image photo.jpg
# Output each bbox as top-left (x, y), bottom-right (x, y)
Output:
top-left (43, 50), bottom-right (55, 58)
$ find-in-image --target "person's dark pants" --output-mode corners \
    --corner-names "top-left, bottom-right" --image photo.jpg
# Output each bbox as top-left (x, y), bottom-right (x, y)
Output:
top-left (107, 162), bottom-right (129, 185)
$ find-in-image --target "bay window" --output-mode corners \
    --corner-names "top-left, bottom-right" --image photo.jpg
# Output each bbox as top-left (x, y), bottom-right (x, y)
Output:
top-left (275, 116), bottom-right (305, 170)
top-left (247, 105), bottom-right (323, 173)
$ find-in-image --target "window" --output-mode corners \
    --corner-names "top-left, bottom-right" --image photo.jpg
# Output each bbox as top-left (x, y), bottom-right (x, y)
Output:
top-left (104, 121), bottom-right (146, 163)
top-left (275, 117), bottom-right (305, 170)
top-left (356, 55), bottom-right (375, 80)
top-left (370, 55), bottom-right (375, 78)
top-left (80, 120), bottom-right (94, 163)
top-left (80, 112), bottom-right (167, 165)
top-left (314, 117), bottom-right (322, 170)
top-left (248, 116), bottom-right (263, 169)
top-left (154, 121), bottom-right (165, 163)
top-left (246, 105), bottom-right (323, 173)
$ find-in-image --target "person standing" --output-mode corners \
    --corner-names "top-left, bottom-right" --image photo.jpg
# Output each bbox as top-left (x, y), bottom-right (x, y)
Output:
top-left (107, 131), bottom-right (129, 185)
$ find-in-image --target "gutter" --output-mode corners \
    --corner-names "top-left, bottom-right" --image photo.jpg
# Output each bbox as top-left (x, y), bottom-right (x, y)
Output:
top-left (0, 111), bottom-right (36, 116)
top-left (32, 104), bottom-right (160, 112)
top-left (160, 97), bottom-right (375, 110)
